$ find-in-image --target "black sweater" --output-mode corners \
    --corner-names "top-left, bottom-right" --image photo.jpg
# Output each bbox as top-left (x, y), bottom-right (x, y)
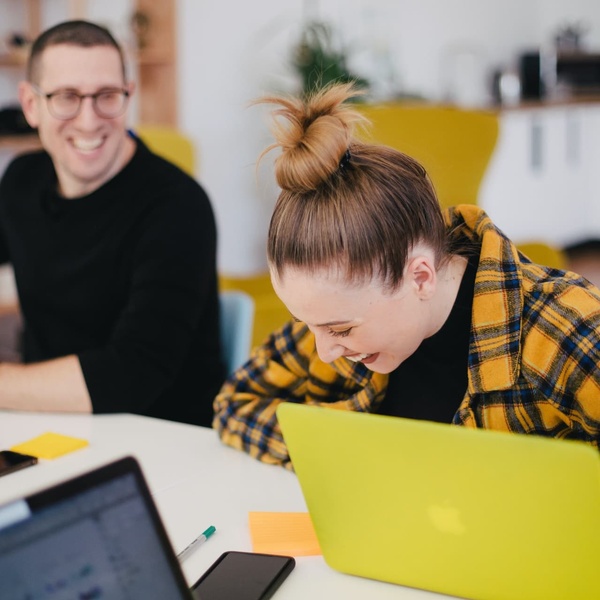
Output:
top-left (0, 137), bottom-right (224, 426)
top-left (377, 252), bottom-right (477, 423)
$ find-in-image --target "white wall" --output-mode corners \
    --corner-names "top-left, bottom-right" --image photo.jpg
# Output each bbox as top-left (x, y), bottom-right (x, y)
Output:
top-left (178, 0), bottom-right (306, 276)
top-left (2, 1), bottom-right (599, 275)
top-left (177, 0), bottom-right (600, 275)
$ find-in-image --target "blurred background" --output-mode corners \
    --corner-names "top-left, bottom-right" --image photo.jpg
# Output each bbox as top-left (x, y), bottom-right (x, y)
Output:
top-left (0, 0), bottom-right (599, 286)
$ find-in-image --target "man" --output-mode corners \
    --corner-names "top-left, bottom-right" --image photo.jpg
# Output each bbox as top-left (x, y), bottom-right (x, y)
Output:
top-left (0, 20), bottom-right (224, 426)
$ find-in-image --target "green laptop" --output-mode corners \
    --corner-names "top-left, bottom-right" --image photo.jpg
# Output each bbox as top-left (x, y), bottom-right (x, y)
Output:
top-left (277, 403), bottom-right (600, 600)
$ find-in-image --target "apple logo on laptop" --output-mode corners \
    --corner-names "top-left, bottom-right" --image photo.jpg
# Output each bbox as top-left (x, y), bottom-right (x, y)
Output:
top-left (427, 502), bottom-right (466, 535)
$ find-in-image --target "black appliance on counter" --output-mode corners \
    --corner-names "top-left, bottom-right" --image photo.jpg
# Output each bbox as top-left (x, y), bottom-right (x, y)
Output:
top-left (520, 49), bottom-right (600, 99)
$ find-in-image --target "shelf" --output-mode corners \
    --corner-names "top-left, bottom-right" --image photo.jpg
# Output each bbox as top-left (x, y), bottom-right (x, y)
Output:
top-left (498, 94), bottom-right (600, 111)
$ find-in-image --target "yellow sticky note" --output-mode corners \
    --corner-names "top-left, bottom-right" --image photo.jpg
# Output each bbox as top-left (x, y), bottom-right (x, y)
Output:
top-left (248, 511), bottom-right (321, 557)
top-left (10, 432), bottom-right (89, 460)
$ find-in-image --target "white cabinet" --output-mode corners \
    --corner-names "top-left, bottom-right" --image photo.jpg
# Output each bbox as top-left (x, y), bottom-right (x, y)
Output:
top-left (479, 103), bottom-right (600, 248)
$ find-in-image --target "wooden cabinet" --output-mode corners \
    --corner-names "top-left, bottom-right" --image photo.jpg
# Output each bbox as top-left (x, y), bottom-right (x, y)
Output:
top-left (133, 0), bottom-right (177, 126)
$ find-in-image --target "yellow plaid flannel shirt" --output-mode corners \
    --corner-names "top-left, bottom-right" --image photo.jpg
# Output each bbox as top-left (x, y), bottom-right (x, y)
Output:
top-left (214, 205), bottom-right (600, 469)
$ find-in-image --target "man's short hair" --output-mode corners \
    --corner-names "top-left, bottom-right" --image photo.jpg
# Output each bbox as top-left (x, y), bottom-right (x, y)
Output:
top-left (27, 20), bottom-right (126, 84)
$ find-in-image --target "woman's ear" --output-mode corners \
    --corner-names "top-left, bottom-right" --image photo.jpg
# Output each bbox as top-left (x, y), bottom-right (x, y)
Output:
top-left (406, 255), bottom-right (436, 300)
top-left (18, 81), bottom-right (40, 129)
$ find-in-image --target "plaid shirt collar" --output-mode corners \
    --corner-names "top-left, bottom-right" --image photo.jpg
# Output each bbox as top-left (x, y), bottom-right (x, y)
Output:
top-left (445, 205), bottom-right (523, 394)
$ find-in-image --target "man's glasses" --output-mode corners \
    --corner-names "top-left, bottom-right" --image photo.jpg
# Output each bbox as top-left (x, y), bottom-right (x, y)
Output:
top-left (30, 84), bottom-right (130, 120)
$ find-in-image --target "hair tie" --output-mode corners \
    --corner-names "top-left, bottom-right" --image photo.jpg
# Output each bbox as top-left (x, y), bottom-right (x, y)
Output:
top-left (338, 149), bottom-right (352, 172)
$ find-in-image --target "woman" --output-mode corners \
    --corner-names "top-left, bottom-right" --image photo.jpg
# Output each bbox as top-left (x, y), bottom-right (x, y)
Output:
top-left (214, 83), bottom-right (600, 469)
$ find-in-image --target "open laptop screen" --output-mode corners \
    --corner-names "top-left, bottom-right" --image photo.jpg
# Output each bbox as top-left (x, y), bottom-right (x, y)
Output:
top-left (0, 457), bottom-right (192, 600)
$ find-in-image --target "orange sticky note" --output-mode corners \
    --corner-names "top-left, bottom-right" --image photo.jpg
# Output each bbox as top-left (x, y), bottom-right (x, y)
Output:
top-left (248, 511), bottom-right (321, 556)
top-left (10, 432), bottom-right (89, 460)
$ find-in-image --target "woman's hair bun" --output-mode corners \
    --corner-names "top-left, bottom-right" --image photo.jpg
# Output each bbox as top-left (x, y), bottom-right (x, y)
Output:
top-left (259, 83), bottom-right (366, 192)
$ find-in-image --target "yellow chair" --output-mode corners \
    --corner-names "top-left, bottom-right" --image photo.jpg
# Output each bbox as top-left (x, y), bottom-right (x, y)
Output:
top-left (358, 103), bottom-right (568, 270)
top-left (136, 126), bottom-right (196, 177)
top-left (357, 103), bottom-right (499, 208)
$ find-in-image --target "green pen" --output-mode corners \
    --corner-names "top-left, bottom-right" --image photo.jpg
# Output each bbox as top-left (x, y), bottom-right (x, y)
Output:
top-left (177, 525), bottom-right (216, 561)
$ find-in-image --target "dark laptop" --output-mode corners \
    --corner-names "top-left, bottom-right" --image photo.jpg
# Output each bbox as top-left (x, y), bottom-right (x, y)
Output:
top-left (0, 456), bottom-right (195, 599)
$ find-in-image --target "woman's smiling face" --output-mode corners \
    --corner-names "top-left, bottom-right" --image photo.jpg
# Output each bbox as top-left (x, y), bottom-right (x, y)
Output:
top-left (271, 257), bottom-right (438, 374)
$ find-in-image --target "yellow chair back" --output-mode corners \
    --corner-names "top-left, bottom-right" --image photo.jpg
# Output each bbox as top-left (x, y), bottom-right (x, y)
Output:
top-left (136, 126), bottom-right (196, 177)
top-left (357, 104), bottom-right (567, 269)
top-left (357, 103), bottom-right (499, 208)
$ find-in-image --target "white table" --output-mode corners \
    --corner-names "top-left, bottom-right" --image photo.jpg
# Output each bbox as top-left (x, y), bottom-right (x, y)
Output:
top-left (0, 411), bottom-right (445, 599)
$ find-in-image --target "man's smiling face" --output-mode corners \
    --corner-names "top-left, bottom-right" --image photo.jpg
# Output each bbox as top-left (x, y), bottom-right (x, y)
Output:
top-left (20, 43), bottom-right (134, 198)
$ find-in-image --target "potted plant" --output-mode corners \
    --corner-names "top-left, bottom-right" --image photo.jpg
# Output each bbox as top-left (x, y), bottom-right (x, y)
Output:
top-left (292, 20), bottom-right (369, 98)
